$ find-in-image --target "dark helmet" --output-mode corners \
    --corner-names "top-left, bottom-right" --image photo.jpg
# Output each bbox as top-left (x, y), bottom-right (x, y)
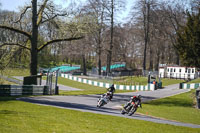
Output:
top-left (110, 84), bottom-right (114, 88)
top-left (137, 94), bottom-right (141, 98)
top-left (107, 92), bottom-right (111, 95)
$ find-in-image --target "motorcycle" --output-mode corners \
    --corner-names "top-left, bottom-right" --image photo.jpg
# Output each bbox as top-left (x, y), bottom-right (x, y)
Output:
top-left (97, 92), bottom-right (111, 108)
top-left (121, 101), bottom-right (139, 116)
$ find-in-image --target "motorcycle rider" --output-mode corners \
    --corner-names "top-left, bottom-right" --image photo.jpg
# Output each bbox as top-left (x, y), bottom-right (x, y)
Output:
top-left (107, 84), bottom-right (115, 100)
top-left (123, 94), bottom-right (142, 110)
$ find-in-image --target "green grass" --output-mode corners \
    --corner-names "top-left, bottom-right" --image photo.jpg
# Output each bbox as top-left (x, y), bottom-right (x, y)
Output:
top-left (188, 78), bottom-right (200, 83)
top-left (1, 68), bottom-right (29, 76)
top-left (113, 76), bottom-right (148, 85)
top-left (160, 78), bottom-right (184, 86)
top-left (56, 77), bottom-right (133, 95)
top-left (83, 76), bottom-right (148, 85)
top-left (137, 90), bottom-right (200, 125)
top-left (54, 76), bottom-right (184, 95)
top-left (0, 78), bottom-right (17, 85)
top-left (82, 76), bottom-right (184, 86)
top-left (0, 97), bottom-right (199, 133)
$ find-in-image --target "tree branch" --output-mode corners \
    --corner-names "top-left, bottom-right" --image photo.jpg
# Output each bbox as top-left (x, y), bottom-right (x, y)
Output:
top-left (38, 36), bottom-right (84, 52)
top-left (15, 6), bottom-right (31, 23)
top-left (37, 0), bottom-right (49, 26)
top-left (0, 25), bottom-right (31, 39)
top-left (42, 12), bottom-right (68, 24)
top-left (0, 43), bottom-right (31, 51)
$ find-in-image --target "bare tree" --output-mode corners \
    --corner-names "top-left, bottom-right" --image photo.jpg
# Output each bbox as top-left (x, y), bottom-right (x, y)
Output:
top-left (0, 0), bottom-right (83, 83)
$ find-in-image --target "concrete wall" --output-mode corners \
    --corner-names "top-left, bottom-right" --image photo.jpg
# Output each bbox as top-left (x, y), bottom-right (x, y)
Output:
top-left (0, 85), bottom-right (49, 96)
top-left (61, 74), bottom-right (155, 91)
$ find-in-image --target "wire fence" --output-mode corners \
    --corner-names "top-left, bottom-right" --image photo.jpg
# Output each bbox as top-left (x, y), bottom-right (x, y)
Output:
top-left (46, 69), bottom-right (59, 95)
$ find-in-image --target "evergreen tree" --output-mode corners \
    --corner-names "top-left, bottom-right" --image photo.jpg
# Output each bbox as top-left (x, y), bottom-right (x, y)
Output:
top-left (176, 9), bottom-right (200, 67)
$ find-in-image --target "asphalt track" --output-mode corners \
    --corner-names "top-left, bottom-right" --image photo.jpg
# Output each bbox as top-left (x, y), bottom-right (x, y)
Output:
top-left (18, 84), bottom-right (200, 128)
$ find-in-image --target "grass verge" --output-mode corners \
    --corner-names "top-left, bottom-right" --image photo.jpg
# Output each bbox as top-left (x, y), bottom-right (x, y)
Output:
top-left (1, 68), bottom-right (29, 76)
top-left (137, 90), bottom-right (200, 125)
top-left (76, 76), bottom-right (184, 86)
top-left (188, 78), bottom-right (200, 83)
top-left (0, 96), bottom-right (199, 133)
top-left (160, 78), bottom-right (184, 86)
top-left (57, 77), bottom-right (134, 95)
top-left (0, 78), bottom-right (17, 85)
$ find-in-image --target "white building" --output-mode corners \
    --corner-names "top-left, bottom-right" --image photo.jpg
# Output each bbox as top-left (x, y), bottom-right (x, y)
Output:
top-left (159, 66), bottom-right (198, 79)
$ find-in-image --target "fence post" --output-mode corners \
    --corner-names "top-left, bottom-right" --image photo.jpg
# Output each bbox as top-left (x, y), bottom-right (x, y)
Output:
top-left (55, 69), bottom-right (59, 95)
top-left (196, 88), bottom-right (200, 109)
top-left (179, 83), bottom-right (183, 89)
top-left (46, 70), bottom-right (50, 86)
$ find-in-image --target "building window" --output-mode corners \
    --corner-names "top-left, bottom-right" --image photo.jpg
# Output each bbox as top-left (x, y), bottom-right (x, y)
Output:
top-left (192, 69), bottom-right (194, 73)
top-left (185, 68), bottom-right (187, 73)
top-left (179, 69), bottom-right (181, 73)
top-left (188, 69), bottom-right (191, 73)
top-left (174, 69), bottom-right (176, 72)
top-left (168, 68), bottom-right (169, 72)
top-left (170, 68), bottom-right (173, 72)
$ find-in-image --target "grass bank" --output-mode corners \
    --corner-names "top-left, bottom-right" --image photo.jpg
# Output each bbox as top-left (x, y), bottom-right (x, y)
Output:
top-left (188, 78), bottom-right (200, 83)
top-left (160, 78), bottom-right (184, 86)
top-left (0, 78), bottom-right (17, 85)
top-left (57, 77), bottom-right (134, 95)
top-left (137, 90), bottom-right (200, 125)
top-left (0, 97), bottom-right (199, 133)
top-left (1, 68), bottom-right (29, 76)
top-left (77, 75), bottom-right (184, 86)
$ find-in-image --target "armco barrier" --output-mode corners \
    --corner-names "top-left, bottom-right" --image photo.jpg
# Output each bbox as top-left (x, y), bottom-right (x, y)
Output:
top-left (179, 83), bottom-right (200, 89)
top-left (0, 85), bottom-right (49, 96)
top-left (61, 74), bottom-right (155, 91)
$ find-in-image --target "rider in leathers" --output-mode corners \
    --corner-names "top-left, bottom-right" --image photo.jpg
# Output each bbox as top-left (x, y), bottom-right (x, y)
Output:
top-left (107, 84), bottom-right (115, 100)
top-left (124, 94), bottom-right (142, 110)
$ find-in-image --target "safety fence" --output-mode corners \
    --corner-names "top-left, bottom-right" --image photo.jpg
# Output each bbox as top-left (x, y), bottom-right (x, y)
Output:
top-left (0, 85), bottom-right (49, 96)
top-left (61, 74), bottom-right (155, 91)
top-left (180, 83), bottom-right (200, 89)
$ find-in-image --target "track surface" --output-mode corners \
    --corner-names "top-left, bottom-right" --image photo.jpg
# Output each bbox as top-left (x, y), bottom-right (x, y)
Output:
top-left (18, 84), bottom-right (200, 128)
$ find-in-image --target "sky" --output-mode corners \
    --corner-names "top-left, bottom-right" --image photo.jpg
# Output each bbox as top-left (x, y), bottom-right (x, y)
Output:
top-left (0, 0), bottom-right (68, 11)
top-left (0, 0), bottom-right (132, 23)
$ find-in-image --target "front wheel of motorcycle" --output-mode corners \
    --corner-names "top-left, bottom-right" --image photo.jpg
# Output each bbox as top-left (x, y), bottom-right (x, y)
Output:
top-left (98, 101), bottom-right (104, 108)
top-left (128, 108), bottom-right (136, 116)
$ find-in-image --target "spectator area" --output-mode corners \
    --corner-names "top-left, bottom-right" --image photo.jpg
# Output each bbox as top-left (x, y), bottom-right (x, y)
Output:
top-left (101, 63), bottom-right (126, 71)
top-left (42, 65), bottom-right (80, 73)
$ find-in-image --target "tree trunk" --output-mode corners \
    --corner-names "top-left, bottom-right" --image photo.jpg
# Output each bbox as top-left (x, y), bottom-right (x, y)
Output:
top-left (149, 44), bottom-right (153, 71)
top-left (142, 0), bottom-right (150, 75)
top-left (98, 28), bottom-right (102, 75)
top-left (155, 50), bottom-right (160, 71)
top-left (175, 51), bottom-right (180, 65)
top-left (106, 0), bottom-right (114, 76)
top-left (30, 0), bottom-right (38, 84)
top-left (98, 52), bottom-right (101, 75)
top-left (82, 54), bottom-right (87, 75)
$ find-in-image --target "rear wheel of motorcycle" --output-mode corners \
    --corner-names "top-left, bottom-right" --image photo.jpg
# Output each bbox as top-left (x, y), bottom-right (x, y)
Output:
top-left (121, 109), bottom-right (126, 115)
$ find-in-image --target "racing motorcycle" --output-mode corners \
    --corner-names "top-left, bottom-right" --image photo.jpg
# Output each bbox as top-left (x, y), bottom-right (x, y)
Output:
top-left (121, 101), bottom-right (139, 116)
top-left (97, 92), bottom-right (111, 108)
